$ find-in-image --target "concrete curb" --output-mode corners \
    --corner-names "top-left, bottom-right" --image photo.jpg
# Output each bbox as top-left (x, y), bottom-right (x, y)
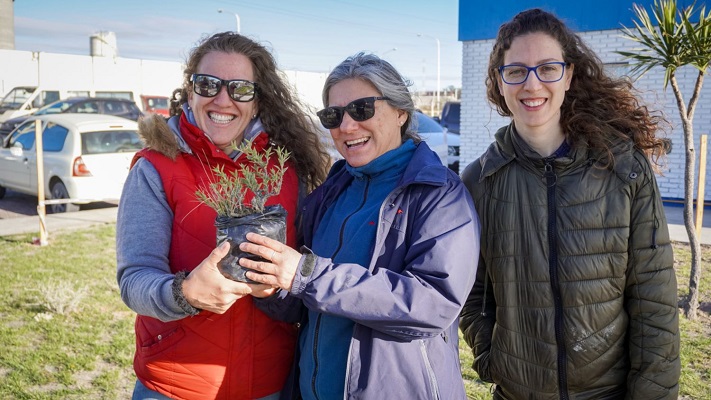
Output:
top-left (0, 208), bottom-right (118, 238)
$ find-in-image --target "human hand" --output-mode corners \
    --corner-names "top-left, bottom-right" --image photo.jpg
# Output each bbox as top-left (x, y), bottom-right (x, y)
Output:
top-left (248, 284), bottom-right (278, 299)
top-left (181, 241), bottom-right (274, 314)
top-left (238, 232), bottom-right (300, 291)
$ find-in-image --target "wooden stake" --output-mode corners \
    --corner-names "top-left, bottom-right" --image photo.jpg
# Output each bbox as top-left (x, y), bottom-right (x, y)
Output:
top-left (35, 119), bottom-right (48, 246)
top-left (696, 135), bottom-right (707, 237)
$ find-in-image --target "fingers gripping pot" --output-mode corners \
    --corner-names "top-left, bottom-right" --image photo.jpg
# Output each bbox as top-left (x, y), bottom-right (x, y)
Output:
top-left (215, 205), bottom-right (287, 283)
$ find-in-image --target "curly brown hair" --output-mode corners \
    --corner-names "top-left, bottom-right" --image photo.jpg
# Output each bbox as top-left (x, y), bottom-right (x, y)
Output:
top-left (485, 8), bottom-right (668, 167)
top-left (179, 32), bottom-right (329, 191)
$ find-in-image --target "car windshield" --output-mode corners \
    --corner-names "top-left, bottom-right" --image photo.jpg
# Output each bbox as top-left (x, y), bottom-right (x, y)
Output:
top-left (36, 100), bottom-right (77, 115)
top-left (146, 97), bottom-right (169, 109)
top-left (0, 87), bottom-right (36, 110)
top-left (415, 113), bottom-right (445, 132)
top-left (81, 130), bottom-right (142, 154)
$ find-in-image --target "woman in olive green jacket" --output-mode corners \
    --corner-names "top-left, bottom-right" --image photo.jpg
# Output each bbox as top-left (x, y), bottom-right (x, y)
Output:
top-left (460, 8), bottom-right (680, 400)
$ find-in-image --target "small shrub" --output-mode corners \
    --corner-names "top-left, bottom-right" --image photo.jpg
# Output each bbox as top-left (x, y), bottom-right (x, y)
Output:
top-left (196, 139), bottom-right (290, 217)
top-left (36, 281), bottom-right (88, 315)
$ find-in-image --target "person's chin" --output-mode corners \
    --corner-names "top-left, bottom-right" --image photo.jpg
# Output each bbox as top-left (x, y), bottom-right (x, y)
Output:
top-left (344, 147), bottom-right (377, 167)
top-left (344, 154), bottom-right (374, 168)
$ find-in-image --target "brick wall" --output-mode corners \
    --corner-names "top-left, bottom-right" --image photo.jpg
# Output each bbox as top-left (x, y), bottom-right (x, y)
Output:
top-left (461, 29), bottom-right (711, 202)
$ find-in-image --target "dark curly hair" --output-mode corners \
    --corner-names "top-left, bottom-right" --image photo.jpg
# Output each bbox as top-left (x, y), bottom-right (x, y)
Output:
top-left (486, 8), bottom-right (668, 167)
top-left (179, 32), bottom-right (329, 191)
top-left (169, 87), bottom-right (184, 117)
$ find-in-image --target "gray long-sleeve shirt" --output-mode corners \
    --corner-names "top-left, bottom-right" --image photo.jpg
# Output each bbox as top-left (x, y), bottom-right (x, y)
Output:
top-left (116, 158), bottom-right (187, 321)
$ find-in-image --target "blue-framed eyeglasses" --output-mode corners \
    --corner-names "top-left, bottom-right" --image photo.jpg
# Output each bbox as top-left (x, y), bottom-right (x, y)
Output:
top-left (498, 62), bottom-right (568, 85)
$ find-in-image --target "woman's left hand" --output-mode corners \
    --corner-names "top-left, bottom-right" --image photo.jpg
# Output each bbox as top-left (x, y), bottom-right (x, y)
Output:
top-left (239, 232), bottom-right (300, 291)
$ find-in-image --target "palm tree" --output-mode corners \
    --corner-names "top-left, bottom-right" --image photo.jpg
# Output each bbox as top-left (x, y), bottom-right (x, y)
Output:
top-left (618, 0), bottom-right (711, 320)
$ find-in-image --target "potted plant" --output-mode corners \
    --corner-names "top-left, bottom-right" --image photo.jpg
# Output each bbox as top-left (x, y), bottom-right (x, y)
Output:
top-left (196, 139), bottom-right (290, 282)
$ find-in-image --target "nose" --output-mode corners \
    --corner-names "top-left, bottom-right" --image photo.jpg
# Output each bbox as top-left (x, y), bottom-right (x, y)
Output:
top-left (523, 70), bottom-right (543, 90)
top-left (339, 112), bottom-right (359, 132)
top-left (212, 85), bottom-right (233, 105)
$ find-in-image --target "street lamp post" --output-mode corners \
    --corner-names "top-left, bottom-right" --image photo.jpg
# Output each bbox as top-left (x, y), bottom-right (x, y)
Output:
top-left (417, 34), bottom-right (440, 113)
top-left (217, 9), bottom-right (241, 34)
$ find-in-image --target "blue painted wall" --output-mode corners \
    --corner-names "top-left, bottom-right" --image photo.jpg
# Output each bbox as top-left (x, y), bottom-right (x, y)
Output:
top-left (459, 0), bottom-right (695, 40)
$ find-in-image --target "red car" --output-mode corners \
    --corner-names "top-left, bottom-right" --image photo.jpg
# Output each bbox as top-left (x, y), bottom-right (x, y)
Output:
top-left (140, 95), bottom-right (170, 117)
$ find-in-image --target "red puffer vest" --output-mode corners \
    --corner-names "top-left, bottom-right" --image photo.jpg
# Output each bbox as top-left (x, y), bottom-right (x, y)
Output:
top-left (131, 115), bottom-right (297, 400)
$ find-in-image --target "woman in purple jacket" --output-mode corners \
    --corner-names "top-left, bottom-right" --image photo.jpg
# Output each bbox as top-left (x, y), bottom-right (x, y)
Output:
top-left (238, 52), bottom-right (480, 399)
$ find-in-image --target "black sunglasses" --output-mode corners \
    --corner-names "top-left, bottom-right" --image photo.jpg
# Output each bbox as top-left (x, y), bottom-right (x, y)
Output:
top-left (190, 73), bottom-right (257, 102)
top-left (317, 96), bottom-right (390, 129)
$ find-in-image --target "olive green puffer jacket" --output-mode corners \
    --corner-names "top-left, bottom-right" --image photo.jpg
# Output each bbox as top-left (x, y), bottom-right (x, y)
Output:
top-left (460, 124), bottom-right (680, 400)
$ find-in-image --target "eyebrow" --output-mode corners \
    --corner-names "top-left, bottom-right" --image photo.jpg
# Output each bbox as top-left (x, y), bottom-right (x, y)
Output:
top-left (504, 58), bottom-right (562, 66)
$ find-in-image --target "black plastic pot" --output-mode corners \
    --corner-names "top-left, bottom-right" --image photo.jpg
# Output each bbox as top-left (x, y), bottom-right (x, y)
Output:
top-left (215, 204), bottom-right (287, 283)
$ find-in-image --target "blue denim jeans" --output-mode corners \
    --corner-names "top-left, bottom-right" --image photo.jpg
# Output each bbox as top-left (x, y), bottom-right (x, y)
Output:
top-left (132, 379), bottom-right (281, 400)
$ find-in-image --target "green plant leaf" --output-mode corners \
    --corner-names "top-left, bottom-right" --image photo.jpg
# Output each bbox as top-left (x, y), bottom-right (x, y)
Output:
top-left (196, 139), bottom-right (290, 217)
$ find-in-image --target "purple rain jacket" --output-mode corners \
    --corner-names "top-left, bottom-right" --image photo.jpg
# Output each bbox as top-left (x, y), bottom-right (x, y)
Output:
top-left (256, 142), bottom-right (480, 399)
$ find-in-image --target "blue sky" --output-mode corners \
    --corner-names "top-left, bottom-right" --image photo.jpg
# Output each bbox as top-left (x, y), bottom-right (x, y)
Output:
top-left (12, 0), bottom-right (462, 92)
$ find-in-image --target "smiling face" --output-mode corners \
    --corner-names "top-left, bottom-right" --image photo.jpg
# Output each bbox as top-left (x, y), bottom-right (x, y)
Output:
top-left (499, 32), bottom-right (573, 148)
top-left (187, 51), bottom-right (258, 152)
top-left (327, 78), bottom-right (406, 167)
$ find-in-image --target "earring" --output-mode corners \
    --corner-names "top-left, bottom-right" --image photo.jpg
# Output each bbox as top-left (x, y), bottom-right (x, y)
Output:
top-left (252, 114), bottom-right (257, 119)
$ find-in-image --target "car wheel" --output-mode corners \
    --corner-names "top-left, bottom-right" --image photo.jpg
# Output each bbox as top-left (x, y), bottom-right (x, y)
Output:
top-left (49, 181), bottom-right (80, 213)
top-left (0, 185), bottom-right (5, 199)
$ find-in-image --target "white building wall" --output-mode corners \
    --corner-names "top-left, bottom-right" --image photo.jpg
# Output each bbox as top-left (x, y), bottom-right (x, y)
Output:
top-left (0, 49), bottom-right (327, 115)
top-left (461, 29), bottom-right (711, 202)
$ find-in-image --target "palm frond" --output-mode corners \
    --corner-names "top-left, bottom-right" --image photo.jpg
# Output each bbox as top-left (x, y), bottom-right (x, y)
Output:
top-left (618, 0), bottom-right (711, 86)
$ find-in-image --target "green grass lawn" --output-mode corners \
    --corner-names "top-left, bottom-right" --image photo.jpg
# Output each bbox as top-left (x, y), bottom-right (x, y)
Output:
top-left (0, 224), bottom-right (709, 399)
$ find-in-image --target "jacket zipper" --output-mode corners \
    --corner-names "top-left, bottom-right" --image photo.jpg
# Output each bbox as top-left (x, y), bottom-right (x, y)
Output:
top-left (544, 158), bottom-right (570, 400)
top-left (419, 340), bottom-right (441, 400)
top-left (311, 177), bottom-right (371, 399)
top-left (310, 314), bottom-right (323, 399)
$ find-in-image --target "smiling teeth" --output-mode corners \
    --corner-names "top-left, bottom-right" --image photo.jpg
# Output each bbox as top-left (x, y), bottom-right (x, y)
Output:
top-left (209, 113), bottom-right (235, 124)
top-left (522, 99), bottom-right (545, 107)
top-left (346, 137), bottom-right (369, 147)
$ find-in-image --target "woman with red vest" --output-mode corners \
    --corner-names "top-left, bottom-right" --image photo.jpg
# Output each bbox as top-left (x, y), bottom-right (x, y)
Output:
top-left (116, 32), bottom-right (330, 400)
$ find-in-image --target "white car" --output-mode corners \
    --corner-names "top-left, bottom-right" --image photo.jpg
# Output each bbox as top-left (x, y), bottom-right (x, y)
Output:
top-left (444, 129), bottom-right (460, 174)
top-left (0, 114), bottom-right (141, 213)
top-left (414, 111), bottom-right (450, 168)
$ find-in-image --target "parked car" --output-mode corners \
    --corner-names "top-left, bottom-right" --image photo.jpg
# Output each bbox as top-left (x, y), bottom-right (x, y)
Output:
top-left (433, 101), bottom-right (460, 134)
top-left (445, 131), bottom-right (460, 174)
top-left (140, 95), bottom-right (170, 117)
top-left (0, 114), bottom-right (142, 213)
top-left (414, 111), bottom-right (448, 167)
top-left (0, 97), bottom-right (142, 139)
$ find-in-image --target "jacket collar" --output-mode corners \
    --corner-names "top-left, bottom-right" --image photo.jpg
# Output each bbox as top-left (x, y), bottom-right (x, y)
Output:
top-left (308, 141), bottom-right (447, 215)
top-left (477, 123), bottom-right (641, 182)
top-left (138, 112), bottom-right (269, 163)
top-left (327, 141), bottom-right (448, 191)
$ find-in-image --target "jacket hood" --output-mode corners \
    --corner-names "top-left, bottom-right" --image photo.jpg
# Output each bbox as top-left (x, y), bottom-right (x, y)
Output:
top-left (137, 114), bottom-right (187, 161)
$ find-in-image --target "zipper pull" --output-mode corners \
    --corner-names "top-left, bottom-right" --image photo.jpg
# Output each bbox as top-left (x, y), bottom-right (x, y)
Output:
top-left (544, 158), bottom-right (557, 187)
